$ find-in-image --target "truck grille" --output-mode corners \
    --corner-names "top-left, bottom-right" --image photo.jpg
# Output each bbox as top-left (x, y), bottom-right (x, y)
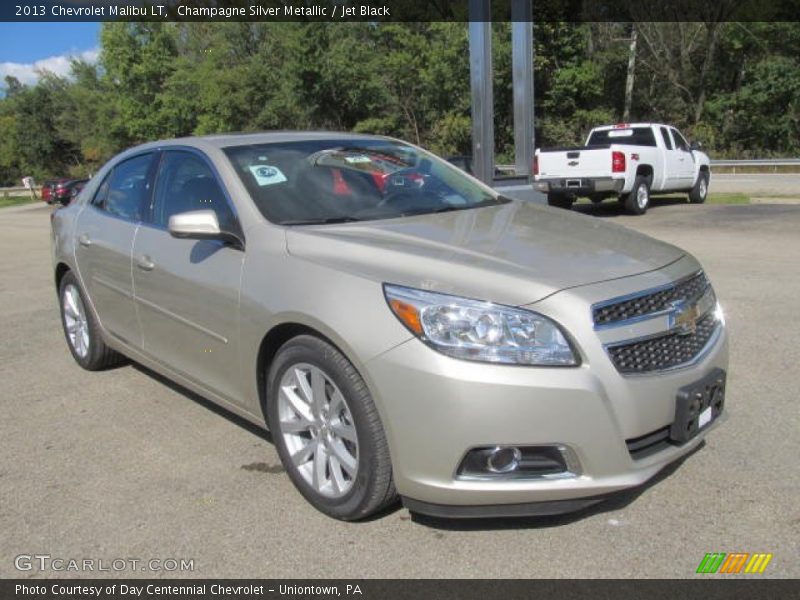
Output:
top-left (593, 271), bottom-right (709, 326)
top-left (607, 313), bottom-right (719, 374)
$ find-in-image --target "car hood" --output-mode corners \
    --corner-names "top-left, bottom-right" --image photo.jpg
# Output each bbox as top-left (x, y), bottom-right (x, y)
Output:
top-left (285, 201), bottom-right (685, 306)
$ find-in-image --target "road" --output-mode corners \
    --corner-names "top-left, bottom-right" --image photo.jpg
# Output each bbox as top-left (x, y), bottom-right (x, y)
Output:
top-left (1, 201), bottom-right (798, 578)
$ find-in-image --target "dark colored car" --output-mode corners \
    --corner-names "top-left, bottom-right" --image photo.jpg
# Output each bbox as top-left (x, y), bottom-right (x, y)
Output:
top-left (53, 179), bottom-right (89, 205)
top-left (41, 179), bottom-right (68, 203)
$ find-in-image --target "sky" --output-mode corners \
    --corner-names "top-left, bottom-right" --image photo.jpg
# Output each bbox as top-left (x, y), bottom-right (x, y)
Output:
top-left (0, 23), bottom-right (101, 86)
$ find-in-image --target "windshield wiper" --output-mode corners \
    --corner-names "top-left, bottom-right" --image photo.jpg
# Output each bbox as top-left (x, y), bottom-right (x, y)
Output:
top-left (280, 216), bottom-right (362, 226)
top-left (418, 197), bottom-right (511, 216)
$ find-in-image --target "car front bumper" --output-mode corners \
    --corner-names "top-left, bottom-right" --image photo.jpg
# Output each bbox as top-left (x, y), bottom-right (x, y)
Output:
top-left (363, 267), bottom-right (729, 517)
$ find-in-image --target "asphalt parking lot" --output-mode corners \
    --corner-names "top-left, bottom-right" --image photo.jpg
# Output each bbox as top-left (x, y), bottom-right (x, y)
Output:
top-left (1, 199), bottom-right (798, 578)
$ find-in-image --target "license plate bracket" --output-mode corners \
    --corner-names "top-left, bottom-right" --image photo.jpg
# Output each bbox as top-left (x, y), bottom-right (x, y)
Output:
top-left (670, 368), bottom-right (726, 443)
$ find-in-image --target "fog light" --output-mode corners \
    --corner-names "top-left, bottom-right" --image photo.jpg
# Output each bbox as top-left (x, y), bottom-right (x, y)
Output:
top-left (486, 446), bottom-right (521, 473)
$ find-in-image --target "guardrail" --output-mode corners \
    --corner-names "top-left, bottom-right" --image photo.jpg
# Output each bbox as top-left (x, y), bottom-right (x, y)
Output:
top-left (1, 186), bottom-right (40, 196)
top-left (495, 158), bottom-right (800, 177)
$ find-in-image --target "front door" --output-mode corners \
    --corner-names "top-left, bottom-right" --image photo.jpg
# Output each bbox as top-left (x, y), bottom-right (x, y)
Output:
top-left (132, 149), bottom-right (246, 404)
top-left (670, 128), bottom-right (696, 189)
top-left (74, 153), bottom-right (155, 348)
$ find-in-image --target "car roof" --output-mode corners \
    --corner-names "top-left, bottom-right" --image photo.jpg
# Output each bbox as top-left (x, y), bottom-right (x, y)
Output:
top-left (123, 131), bottom-right (393, 156)
top-left (591, 123), bottom-right (670, 131)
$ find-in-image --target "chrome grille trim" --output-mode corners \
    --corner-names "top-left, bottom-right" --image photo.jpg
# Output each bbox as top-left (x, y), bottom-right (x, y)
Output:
top-left (592, 271), bottom-right (709, 329)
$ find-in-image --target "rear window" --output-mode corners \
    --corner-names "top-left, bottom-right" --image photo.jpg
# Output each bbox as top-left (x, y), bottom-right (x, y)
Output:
top-left (223, 139), bottom-right (504, 225)
top-left (587, 127), bottom-right (657, 147)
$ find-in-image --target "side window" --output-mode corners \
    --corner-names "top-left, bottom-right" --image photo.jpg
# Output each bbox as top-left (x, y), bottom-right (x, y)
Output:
top-left (94, 154), bottom-right (153, 221)
top-left (91, 172), bottom-right (112, 207)
top-left (671, 129), bottom-right (689, 152)
top-left (660, 127), bottom-right (673, 150)
top-left (151, 151), bottom-right (237, 232)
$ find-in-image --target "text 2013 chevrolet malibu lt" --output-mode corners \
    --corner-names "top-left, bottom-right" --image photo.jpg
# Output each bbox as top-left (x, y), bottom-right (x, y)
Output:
top-left (51, 133), bottom-right (727, 520)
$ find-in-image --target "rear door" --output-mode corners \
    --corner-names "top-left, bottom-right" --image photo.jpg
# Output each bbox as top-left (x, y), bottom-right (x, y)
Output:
top-left (132, 149), bottom-right (246, 404)
top-left (74, 153), bottom-right (155, 349)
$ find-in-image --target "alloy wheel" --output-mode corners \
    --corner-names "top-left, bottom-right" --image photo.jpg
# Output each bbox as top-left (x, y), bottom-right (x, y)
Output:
top-left (277, 363), bottom-right (359, 498)
top-left (636, 184), bottom-right (649, 210)
top-left (63, 283), bottom-right (90, 358)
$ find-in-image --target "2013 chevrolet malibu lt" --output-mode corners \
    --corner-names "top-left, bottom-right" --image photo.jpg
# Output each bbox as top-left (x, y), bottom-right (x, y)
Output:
top-left (51, 133), bottom-right (728, 520)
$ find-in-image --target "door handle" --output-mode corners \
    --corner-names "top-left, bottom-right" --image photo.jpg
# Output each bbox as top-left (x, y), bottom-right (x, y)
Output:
top-left (78, 234), bottom-right (92, 247)
top-left (136, 255), bottom-right (156, 271)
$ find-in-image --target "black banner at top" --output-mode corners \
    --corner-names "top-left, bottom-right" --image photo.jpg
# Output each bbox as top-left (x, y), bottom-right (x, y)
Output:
top-left (3, 0), bottom-right (800, 22)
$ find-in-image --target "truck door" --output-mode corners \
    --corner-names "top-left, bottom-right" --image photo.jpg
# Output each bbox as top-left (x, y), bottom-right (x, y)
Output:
top-left (669, 128), bottom-right (696, 189)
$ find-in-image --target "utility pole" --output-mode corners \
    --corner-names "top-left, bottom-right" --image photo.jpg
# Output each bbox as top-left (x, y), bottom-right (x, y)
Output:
top-left (468, 0), bottom-right (494, 184)
top-left (512, 0), bottom-right (534, 179)
top-left (623, 25), bottom-right (637, 122)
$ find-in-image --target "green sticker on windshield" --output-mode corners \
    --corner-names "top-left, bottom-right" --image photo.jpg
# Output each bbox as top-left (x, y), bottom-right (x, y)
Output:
top-left (248, 164), bottom-right (287, 186)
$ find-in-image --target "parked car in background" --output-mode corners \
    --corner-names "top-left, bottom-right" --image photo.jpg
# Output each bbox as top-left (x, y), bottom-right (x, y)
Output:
top-left (53, 179), bottom-right (89, 205)
top-left (534, 123), bottom-right (711, 215)
top-left (52, 132), bottom-right (727, 520)
top-left (41, 179), bottom-right (68, 204)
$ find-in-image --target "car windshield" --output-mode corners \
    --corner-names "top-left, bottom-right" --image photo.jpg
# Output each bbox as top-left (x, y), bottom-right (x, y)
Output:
top-left (223, 139), bottom-right (507, 225)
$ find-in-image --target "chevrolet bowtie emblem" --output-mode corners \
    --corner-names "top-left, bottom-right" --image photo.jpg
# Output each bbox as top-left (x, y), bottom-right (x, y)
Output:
top-left (670, 299), bottom-right (699, 335)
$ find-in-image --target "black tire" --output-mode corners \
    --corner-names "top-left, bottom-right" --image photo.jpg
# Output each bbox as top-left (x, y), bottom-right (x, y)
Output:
top-left (689, 171), bottom-right (709, 204)
top-left (266, 335), bottom-right (397, 520)
top-left (58, 270), bottom-right (125, 371)
top-left (547, 193), bottom-right (573, 210)
top-left (622, 176), bottom-right (651, 215)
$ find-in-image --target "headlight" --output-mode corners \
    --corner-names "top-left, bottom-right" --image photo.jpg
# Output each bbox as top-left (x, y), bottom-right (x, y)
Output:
top-left (384, 284), bottom-right (578, 366)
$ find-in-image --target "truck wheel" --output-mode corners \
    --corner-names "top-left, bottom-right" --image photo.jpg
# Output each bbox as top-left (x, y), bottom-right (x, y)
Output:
top-left (547, 193), bottom-right (573, 210)
top-left (689, 171), bottom-right (709, 204)
top-left (623, 177), bottom-right (650, 215)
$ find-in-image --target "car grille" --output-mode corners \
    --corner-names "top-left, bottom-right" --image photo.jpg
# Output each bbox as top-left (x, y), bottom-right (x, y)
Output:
top-left (593, 271), bottom-right (709, 326)
top-left (607, 313), bottom-right (719, 374)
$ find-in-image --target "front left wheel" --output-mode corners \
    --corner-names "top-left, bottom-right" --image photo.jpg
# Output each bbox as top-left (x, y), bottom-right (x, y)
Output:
top-left (267, 335), bottom-right (397, 520)
top-left (689, 171), bottom-right (709, 204)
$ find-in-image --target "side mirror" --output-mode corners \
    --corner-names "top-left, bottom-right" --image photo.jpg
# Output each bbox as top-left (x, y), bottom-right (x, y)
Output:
top-left (168, 210), bottom-right (243, 249)
top-left (690, 140), bottom-right (703, 151)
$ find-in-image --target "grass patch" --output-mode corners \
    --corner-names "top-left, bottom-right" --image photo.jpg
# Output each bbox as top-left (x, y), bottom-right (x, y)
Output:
top-left (705, 193), bottom-right (750, 204)
top-left (0, 195), bottom-right (39, 208)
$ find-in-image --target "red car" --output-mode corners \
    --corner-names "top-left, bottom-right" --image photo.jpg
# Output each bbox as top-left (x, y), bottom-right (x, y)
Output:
top-left (53, 179), bottom-right (88, 205)
top-left (41, 178), bottom-right (69, 204)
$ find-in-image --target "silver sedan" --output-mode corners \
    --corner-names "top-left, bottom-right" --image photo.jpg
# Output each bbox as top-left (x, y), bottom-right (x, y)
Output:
top-left (51, 133), bottom-right (728, 520)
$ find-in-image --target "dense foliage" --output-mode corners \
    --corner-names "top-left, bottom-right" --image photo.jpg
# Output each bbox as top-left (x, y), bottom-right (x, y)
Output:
top-left (0, 22), bottom-right (797, 185)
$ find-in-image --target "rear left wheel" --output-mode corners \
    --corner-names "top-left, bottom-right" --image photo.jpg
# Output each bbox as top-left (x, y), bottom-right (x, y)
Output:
top-left (267, 335), bottom-right (397, 520)
top-left (623, 176), bottom-right (651, 215)
top-left (58, 271), bottom-right (125, 370)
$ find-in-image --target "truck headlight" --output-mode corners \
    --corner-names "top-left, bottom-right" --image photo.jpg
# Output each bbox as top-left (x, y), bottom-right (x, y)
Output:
top-left (384, 284), bottom-right (578, 366)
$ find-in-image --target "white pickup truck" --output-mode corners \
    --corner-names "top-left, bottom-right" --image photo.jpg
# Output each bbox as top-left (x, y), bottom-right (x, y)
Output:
top-left (533, 123), bottom-right (711, 215)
